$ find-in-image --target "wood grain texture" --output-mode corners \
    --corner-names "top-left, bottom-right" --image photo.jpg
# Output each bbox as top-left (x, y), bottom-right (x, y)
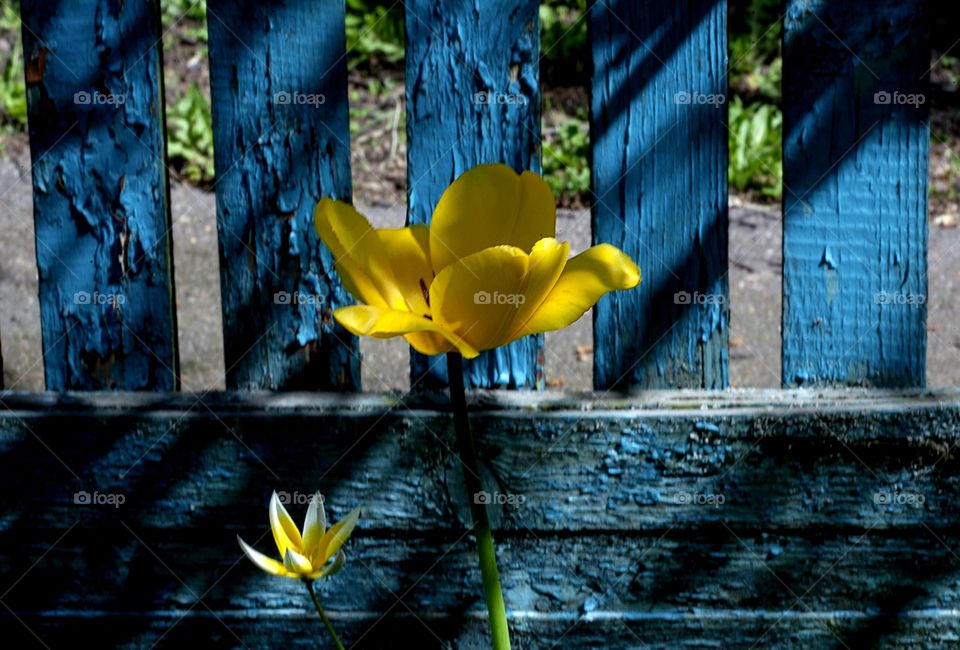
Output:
top-left (1, 389), bottom-right (959, 647)
top-left (782, 0), bottom-right (929, 388)
top-left (405, 0), bottom-right (543, 390)
top-left (591, 0), bottom-right (729, 391)
top-left (206, 0), bottom-right (359, 390)
top-left (1, 610), bottom-right (958, 649)
top-left (20, 0), bottom-right (178, 390)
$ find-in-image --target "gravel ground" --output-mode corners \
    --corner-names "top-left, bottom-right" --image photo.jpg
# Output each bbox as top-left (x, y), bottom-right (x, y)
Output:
top-left (1, 154), bottom-right (958, 391)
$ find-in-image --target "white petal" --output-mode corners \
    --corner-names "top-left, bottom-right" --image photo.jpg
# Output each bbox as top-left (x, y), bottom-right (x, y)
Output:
top-left (237, 535), bottom-right (287, 577)
top-left (269, 491), bottom-right (303, 558)
top-left (283, 548), bottom-right (315, 577)
top-left (302, 492), bottom-right (327, 559)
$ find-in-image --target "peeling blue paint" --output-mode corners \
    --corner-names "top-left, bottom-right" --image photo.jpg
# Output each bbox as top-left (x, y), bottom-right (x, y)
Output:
top-left (591, 1), bottom-right (729, 390)
top-left (405, 0), bottom-right (543, 390)
top-left (207, 0), bottom-right (359, 390)
top-left (21, 0), bottom-right (178, 390)
top-left (782, 0), bottom-right (928, 387)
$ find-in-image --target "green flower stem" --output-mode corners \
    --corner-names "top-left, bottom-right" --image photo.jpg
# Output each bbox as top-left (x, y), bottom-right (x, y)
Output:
top-left (304, 579), bottom-right (346, 650)
top-left (446, 353), bottom-right (512, 650)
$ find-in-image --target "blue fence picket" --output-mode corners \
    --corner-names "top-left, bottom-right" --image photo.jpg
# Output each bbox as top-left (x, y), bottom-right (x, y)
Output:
top-left (206, 0), bottom-right (359, 390)
top-left (591, 0), bottom-right (729, 390)
top-left (405, 0), bottom-right (542, 390)
top-left (782, 0), bottom-right (928, 387)
top-left (20, 0), bottom-right (178, 390)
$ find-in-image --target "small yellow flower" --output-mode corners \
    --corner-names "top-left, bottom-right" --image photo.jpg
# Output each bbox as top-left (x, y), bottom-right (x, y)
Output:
top-left (238, 491), bottom-right (361, 580)
top-left (315, 163), bottom-right (640, 358)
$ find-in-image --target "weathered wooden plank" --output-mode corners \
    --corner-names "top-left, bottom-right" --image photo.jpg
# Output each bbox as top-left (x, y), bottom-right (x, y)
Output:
top-left (1, 613), bottom-right (958, 649)
top-left (6, 532), bottom-right (960, 614)
top-left (20, 0), bottom-right (179, 390)
top-left (591, 0), bottom-right (729, 390)
top-left (782, 0), bottom-right (929, 387)
top-left (3, 533), bottom-right (960, 647)
top-left (1, 390), bottom-right (959, 647)
top-left (206, 0), bottom-right (359, 390)
top-left (1, 390), bottom-right (959, 534)
top-left (405, 0), bottom-right (543, 390)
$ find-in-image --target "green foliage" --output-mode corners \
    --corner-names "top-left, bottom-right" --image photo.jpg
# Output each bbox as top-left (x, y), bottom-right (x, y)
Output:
top-left (542, 117), bottom-right (590, 206)
top-left (0, 70), bottom-right (26, 128)
top-left (727, 0), bottom-right (782, 200)
top-left (729, 0), bottom-right (781, 66)
top-left (166, 84), bottom-right (215, 185)
top-left (0, 5), bottom-right (19, 31)
top-left (940, 55), bottom-right (960, 87)
top-left (161, 0), bottom-right (207, 43)
top-left (540, 0), bottom-right (588, 88)
top-left (0, 5), bottom-right (25, 131)
top-left (344, 0), bottom-right (404, 69)
top-left (162, 0), bottom-right (207, 24)
top-left (0, 41), bottom-right (26, 129)
top-left (728, 96), bottom-right (782, 200)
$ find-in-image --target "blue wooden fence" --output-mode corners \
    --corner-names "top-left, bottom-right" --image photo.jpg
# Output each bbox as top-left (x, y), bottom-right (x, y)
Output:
top-left (1, 0), bottom-right (945, 648)
top-left (782, 0), bottom-right (928, 387)
top-left (12, 0), bottom-right (930, 393)
top-left (21, 0), bottom-right (179, 391)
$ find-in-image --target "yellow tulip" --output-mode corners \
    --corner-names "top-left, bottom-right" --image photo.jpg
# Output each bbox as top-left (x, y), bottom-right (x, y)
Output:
top-left (315, 163), bottom-right (640, 358)
top-left (238, 491), bottom-right (361, 580)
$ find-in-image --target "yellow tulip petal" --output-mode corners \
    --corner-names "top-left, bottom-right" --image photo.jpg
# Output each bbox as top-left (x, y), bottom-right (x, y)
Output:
top-left (429, 164), bottom-right (556, 274)
top-left (331, 255), bottom-right (390, 309)
top-left (301, 492), bottom-right (326, 559)
top-left (237, 535), bottom-right (288, 577)
top-left (505, 238), bottom-right (570, 341)
top-left (429, 245), bottom-right (532, 353)
top-left (334, 305), bottom-right (479, 358)
top-left (316, 505), bottom-right (361, 565)
top-left (515, 244), bottom-right (640, 338)
top-left (269, 491), bottom-right (303, 558)
top-left (378, 225), bottom-right (434, 316)
top-left (314, 198), bottom-right (406, 309)
top-left (403, 331), bottom-right (457, 357)
top-left (283, 548), bottom-right (315, 577)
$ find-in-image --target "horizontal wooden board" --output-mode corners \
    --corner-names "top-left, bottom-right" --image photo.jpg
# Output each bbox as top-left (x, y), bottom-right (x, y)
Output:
top-left (0, 390), bottom-right (959, 533)
top-left (4, 610), bottom-right (960, 649)
top-left (0, 389), bottom-right (959, 647)
top-left (4, 531), bottom-right (960, 614)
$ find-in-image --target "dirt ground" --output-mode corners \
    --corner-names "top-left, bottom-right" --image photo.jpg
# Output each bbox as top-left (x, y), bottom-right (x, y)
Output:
top-left (1, 147), bottom-right (958, 392)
